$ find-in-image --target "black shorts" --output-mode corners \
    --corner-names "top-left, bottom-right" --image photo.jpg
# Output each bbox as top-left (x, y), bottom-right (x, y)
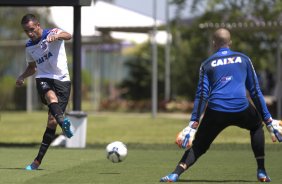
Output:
top-left (36, 78), bottom-right (71, 112)
top-left (193, 104), bottom-right (263, 153)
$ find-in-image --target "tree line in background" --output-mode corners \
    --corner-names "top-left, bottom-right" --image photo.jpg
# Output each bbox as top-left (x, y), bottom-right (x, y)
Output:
top-left (117, 0), bottom-right (279, 112)
top-left (0, 0), bottom-right (280, 112)
top-left (0, 7), bottom-right (55, 110)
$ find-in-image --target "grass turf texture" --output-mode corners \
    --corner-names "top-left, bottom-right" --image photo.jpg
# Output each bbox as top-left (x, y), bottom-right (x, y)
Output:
top-left (0, 111), bottom-right (281, 183)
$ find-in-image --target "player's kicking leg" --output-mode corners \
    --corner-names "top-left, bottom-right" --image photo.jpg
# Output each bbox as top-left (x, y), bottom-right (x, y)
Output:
top-left (61, 117), bottom-right (73, 138)
top-left (39, 80), bottom-right (73, 138)
top-left (48, 102), bottom-right (73, 138)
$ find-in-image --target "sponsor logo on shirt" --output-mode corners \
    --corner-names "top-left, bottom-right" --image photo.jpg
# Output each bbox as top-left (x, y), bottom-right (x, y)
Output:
top-left (221, 76), bottom-right (232, 82)
top-left (211, 56), bottom-right (242, 67)
top-left (36, 52), bottom-right (53, 64)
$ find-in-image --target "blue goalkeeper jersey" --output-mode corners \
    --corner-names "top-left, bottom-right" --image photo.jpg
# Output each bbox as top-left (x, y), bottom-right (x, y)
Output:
top-left (191, 47), bottom-right (271, 122)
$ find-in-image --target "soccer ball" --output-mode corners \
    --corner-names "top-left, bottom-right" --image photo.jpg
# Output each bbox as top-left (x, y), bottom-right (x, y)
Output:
top-left (106, 141), bottom-right (127, 163)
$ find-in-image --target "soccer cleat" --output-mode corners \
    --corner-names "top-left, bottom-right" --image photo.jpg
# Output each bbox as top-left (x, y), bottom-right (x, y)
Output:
top-left (160, 173), bottom-right (179, 182)
top-left (257, 169), bottom-right (271, 182)
top-left (61, 118), bottom-right (73, 138)
top-left (25, 160), bottom-right (40, 171)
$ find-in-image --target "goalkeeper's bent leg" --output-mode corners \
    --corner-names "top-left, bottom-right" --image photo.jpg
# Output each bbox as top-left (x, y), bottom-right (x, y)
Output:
top-left (250, 125), bottom-right (265, 170)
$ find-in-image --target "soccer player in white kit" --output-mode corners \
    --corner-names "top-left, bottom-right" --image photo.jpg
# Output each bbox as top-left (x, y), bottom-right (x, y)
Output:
top-left (16, 14), bottom-right (73, 170)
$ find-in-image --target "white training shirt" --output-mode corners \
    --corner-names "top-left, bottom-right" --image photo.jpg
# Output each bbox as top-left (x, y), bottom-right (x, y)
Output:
top-left (25, 28), bottom-right (70, 81)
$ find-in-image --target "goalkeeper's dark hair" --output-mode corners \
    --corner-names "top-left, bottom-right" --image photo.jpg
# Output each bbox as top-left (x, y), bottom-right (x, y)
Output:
top-left (21, 14), bottom-right (39, 25)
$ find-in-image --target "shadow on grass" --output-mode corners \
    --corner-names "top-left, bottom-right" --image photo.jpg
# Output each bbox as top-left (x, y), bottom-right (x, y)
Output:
top-left (178, 179), bottom-right (257, 183)
top-left (0, 167), bottom-right (43, 171)
top-left (0, 143), bottom-right (39, 148)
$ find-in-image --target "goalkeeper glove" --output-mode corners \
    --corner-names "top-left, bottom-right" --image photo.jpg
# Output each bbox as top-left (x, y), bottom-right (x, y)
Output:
top-left (175, 121), bottom-right (199, 149)
top-left (265, 119), bottom-right (282, 142)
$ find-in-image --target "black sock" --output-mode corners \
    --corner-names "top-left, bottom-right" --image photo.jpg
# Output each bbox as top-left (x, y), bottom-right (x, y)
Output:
top-left (173, 165), bottom-right (185, 176)
top-left (35, 127), bottom-right (56, 163)
top-left (48, 103), bottom-right (64, 126)
top-left (256, 158), bottom-right (265, 170)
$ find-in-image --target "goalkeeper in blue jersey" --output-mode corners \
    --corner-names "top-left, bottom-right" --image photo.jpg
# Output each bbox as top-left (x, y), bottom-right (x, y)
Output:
top-left (160, 28), bottom-right (282, 182)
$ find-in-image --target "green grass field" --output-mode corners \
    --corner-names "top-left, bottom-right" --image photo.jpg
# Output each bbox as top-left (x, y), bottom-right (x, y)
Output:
top-left (0, 111), bottom-right (281, 184)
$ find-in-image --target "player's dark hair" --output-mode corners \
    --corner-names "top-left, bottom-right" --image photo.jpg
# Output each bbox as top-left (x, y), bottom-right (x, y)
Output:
top-left (21, 14), bottom-right (39, 25)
